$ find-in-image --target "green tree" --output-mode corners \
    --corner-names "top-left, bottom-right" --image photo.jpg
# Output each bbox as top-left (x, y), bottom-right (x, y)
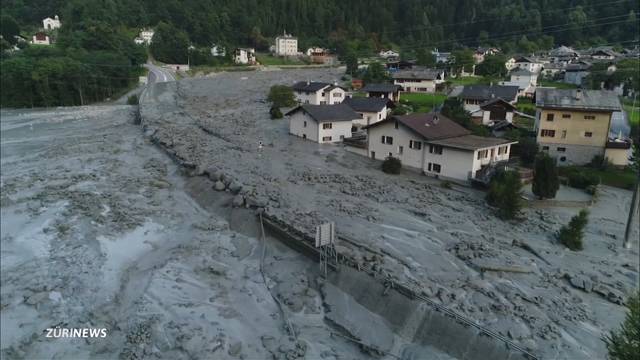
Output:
top-left (416, 49), bottom-right (436, 67)
top-left (0, 15), bottom-right (20, 44)
top-left (363, 61), bottom-right (389, 84)
top-left (382, 156), bottom-right (401, 174)
top-left (150, 22), bottom-right (190, 64)
top-left (451, 49), bottom-right (474, 74)
top-left (558, 209), bottom-right (589, 250)
top-left (604, 291), bottom-right (640, 360)
top-left (475, 54), bottom-right (507, 78)
top-left (518, 137), bottom-right (539, 166)
top-left (267, 85), bottom-right (296, 108)
top-left (343, 49), bottom-right (358, 76)
top-left (532, 153), bottom-right (560, 199)
top-left (486, 170), bottom-right (523, 219)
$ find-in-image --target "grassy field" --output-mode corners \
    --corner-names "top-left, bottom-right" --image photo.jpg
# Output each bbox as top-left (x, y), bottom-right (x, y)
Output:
top-left (256, 53), bottom-right (304, 65)
top-left (538, 80), bottom-right (577, 89)
top-left (516, 98), bottom-right (536, 114)
top-left (559, 166), bottom-right (636, 190)
top-left (623, 102), bottom-right (639, 126)
top-left (400, 92), bottom-right (447, 112)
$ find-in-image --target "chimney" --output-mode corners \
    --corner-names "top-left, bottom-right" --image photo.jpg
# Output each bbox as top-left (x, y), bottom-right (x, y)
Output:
top-left (575, 88), bottom-right (582, 100)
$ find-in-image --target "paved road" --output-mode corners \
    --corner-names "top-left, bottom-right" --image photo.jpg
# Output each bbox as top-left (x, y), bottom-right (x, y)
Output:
top-left (145, 62), bottom-right (176, 84)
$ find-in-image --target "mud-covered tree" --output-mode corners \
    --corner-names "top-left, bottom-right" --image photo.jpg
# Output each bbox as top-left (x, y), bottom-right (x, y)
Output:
top-left (604, 291), bottom-right (640, 359)
top-left (382, 156), bottom-right (401, 174)
top-left (267, 85), bottom-right (296, 108)
top-left (486, 169), bottom-right (523, 219)
top-left (269, 106), bottom-right (283, 119)
top-left (532, 153), bottom-right (560, 199)
top-left (558, 209), bottom-right (589, 250)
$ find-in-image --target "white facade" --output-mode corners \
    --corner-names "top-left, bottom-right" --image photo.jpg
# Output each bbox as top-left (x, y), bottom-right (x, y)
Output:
top-left (515, 60), bottom-right (543, 74)
top-left (234, 48), bottom-right (256, 64)
top-left (501, 72), bottom-right (538, 97)
top-left (394, 78), bottom-right (437, 93)
top-left (31, 33), bottom-right (50, 45)
top-left (43, 15), bottom-right (61, 30)
top-left (379, 50), bottom-right (399, 59)
top-left (275, 34), bottom-right (298, 56)
top-left (211, 45), bottom-right (226, 57)
top-left (505, 57), bottom-right (516, 71)
top-left (140, 29), bottom-right (154, 44)
top-left (289, 112), bottom-right (352, 144)
top-left (352, 106), bottom-right (388, 129)
top-left (294, 86), bottom-right (345, 105)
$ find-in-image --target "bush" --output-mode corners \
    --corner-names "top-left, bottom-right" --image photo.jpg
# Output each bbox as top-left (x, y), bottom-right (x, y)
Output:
top-left (267, 85), bottom-right (296, 108)
top-left (127, 94), bottom-right (139, 105)
top-left (567, 171), bottom-right (600, 189)
top-left (604, 290), bottom-right (640, 360)
top-left (558, 209), bottom-right (589, 251)
top-left (269, 106), bottom-right (283, 119)
top-left (486, 170), bottom-right (523, 219)
top-left (392, 105), bottom-right (409, 115)
top-left (589, 154), bottom-right (611, 171)
top-left (382, 156), bottom-right (401, 174)
top-left (441, 180), bottom-right (453, 189)
top-left (532, 154), bottom-right (560, 199)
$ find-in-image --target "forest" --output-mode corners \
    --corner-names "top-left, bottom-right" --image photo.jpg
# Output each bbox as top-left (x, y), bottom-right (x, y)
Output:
top-left (1, 0), bottom-right (638, 107)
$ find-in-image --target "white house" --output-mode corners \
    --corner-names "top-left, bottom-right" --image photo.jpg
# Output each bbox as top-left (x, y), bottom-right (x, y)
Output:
top-left (286, 104), bottom-right (360, 143)
top-left (361, 84), bottom-right (402, 102)
top-left (512, 56), bottom-right (543, 74)
top-left (291, 81), bottom-right (346, 105)
top-left (392, 68), bottom-right (445, 93)
top-left (468, 98), bottom-right (516, 126)
top-left (233, 48), bottom-right (256, 65)
top-left (31, 32), bottom-right (50, 45)
top-left (275, 32), bottom-right (298, 56)
top-left (379, 50), bottom-right (400, 59)
top-left (343, 97), bottom-right (392, 131)
top-left (501, 68), bottom-right (538, 98)
top-left (43, 15), bottom-right (61, 30)
top-left (211, 44), bottom-right (226, 57)
top-left (364, 113), bottom-right (516, 182)
top-left (140, 28), bottom-right (154, 44)
top-left (456, 85), bottom-right (519, 115)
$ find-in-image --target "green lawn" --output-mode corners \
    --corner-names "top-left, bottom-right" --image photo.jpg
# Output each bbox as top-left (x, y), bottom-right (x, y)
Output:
top-left (559, 166), bottom-right (636, 190)
top-left (400, 92), bottom-right (447, 113)
top-left (538, 80), bottom-right (577, 89)
top-left (623, 103), bottom-right (639, 126)
top-left (516, 98), bottom-right (536, 114)
top-left (255, 53), bottom-right (304, 65)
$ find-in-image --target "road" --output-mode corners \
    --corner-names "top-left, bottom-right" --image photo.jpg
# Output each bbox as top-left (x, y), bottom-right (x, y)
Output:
top-left (144, 62), bottom-right (176, 84)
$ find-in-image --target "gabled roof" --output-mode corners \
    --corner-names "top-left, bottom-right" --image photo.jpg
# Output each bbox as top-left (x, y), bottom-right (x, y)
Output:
top-left (479, 98), bottom-right (517, 111)
top-left (362, 83), bottom-right (401, 93)
top-left (392, 68), bottom-right (442, 80)
top-left (427, 135), bottom-right (515, 151)
top-left (535, 89), bottom-right (621, 112)
top-left (285, 103), bottom-right (360, 122)
top-left (292, 81), bottom-right (331, 92)
top-left (458, 85), bottom-right (519, 102)
top-left (365, 112), bottom-right (470, 140)
top-left (514, 56), bottom-right (536, 63)
top-left (550, 46), bottom-right (577, 56)
top-left (343, 97), bottom-right (391, 112)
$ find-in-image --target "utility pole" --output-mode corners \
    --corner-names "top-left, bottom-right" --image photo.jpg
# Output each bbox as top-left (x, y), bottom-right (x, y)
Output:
top-left (623, 94), bottom-right (639, 249)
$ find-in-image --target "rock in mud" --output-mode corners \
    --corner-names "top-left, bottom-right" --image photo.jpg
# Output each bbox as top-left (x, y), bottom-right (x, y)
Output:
top-left (228, 341), bottom-right (242, 357)
top-left (214, 181), bottom-right (226, 191)
top-left (232, 195), bottom-right (245, 207)
top-left (229, 181), bottom-right (243, 194)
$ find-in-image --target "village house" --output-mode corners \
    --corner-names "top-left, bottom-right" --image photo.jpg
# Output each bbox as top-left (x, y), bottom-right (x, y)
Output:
top-left (292, 81), bottom-right (346, 105)
top-left (563, 61), bottom-right (591, 86)
top-left (432, 49), bottom-right (451, 63)
top-left (361, 83), bottom-right (401, 102)
top-left (379, 49), bottom-right (400, 59)
top-left (534, 88), bottom-right (625, 166)
top-left (31, 32), bottom-right (50, 45)
top-left (471, 98), bottom-right (517, 126)
top-left (210, 44), bottom-right (226, 57)
top-left (456, 85), bottom-right (519, 116)
top-left (501, 68), bottom-right (538, 98)
top-left (541, 63), bottom-right (565, 79)
top-left (549, 45), bottom-right (579, 65)
top-left (274, 32), bottom-right (298, 56)
top-left (473, 47), bottom-right (500, 64)
top-left (286, 104), bottom-right (360, 143)
top-left (363, 112), bottom-right (516, 182)
top-left (511, 56), bottom-right (543, 73)
top-left (392, 68), bottom-right (445, 93)
top-left (343, 97), bottom-right (392, 131)
top-left (43, 15), bottom-right (61, 30)
top-left (233, 48), bottom-right (256, 65)
top-left (589, 47), bottom-right (618, 61)
top-left (306, 47), bottom-right (335, 64)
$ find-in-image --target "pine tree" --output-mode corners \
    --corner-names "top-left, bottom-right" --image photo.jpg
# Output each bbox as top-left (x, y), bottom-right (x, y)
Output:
top-left (486, 170), bottom-right (523, 219)
top-left (558, 209), bottom-right (589, 250)
top-left (604, 291), bottom-right (639, 360)
top-left (532, 154), bottom-right (560, 199)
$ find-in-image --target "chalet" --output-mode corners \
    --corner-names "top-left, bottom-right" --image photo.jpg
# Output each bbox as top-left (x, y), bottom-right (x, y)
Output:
top-left (233, 48), bottom-right (256, 65)
top-left (43, 15), bottom-right (61, 30)
top-left (31, 32), bottom-right (50, 45)
top-left (473, 47), bottom-right (499, 64)
top-left (468, 98), bottom-right (517, 126)
top-left (343, 97), bottom-right (392, 130)
top-left (361, 83), bottom-right (401, 102)
top-left (541, 63), bottom-right (565, 79)
top-left (512, 56), bottom-right (543, 73)
top-left (392, 68), bottom-right (445, 93)
top-left (535, 88), bottom-right (624, 165)
top-left (286, 104), bottom-right (360, 143)
top-left (549, 46), bottom-right (578, 64)
top-left (501, 69), bottom-right (538, 98)
top-left (456, 85), bottom-right (519, 114)
top-left (379, 50), bottom-right (400, 59)
top-left (589, 48), bottom-right (618, 61)
top-left (292, 81), bottom-right (346, 105)
top-left (563, 61), bottom-right (591, 86)
top-left (364, 112), bottom-right (516, 182)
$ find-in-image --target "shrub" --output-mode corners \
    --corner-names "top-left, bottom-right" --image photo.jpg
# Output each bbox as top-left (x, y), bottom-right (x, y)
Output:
top-left (269, 106), bottom-right (283, 119)
top-left (127, 94), bottom-right (139, 105)
top-left (519, 137), bottom-right (538, 166)
top-left (604, 290), bottom-right (640, 360)
top-left (486, 170), bottom-right (523, 220)
top-left (568, 171), bottom-right (600, 189)
top-left (558, 209), bottom-right (589, 251)
top-left (532, 153), bottom-right (560, 199)
top-left (267, 85), bottom-right (296, 108)
top-left (392, 105), bottom-right (409, 115)
top-left (382, 156), bottom-right (401, 174)
top-left (441, 180), bottom-right (453, 189)
top-left (589, 154), bottom-right (611, 171)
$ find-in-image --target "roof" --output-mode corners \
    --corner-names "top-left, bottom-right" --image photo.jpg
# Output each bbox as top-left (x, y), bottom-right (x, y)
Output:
top-left (550, 46), bottom-right (577, 56)
top-left (361, 83), bottom-right (401, 93)
top-left (514, 56), bottom-right (536, 63)
top-left (292, 81), bottom-right (331, 92)
top-left (365, 112), bottom-right (471, 140)
top-left (285, 103), bottom-right (360, 122)
top-left (427, 135), bottom-right (515, 151)
top-left (479, 98), bottom-right (517, 111)
top-left (535, 89), bottom-right (621, 111)
top-left (606, 140), bottom-right (632, 149)
top-left (458, 85), bottom-right (519, 102)
top-left (510, 68), bottom-right (533, 76)
top-left (565, 63), bottom-right (591, 71)
top-left (392, 68), bottom-right (442, 80)
top-left (343, 97), bottom-right (390, 112)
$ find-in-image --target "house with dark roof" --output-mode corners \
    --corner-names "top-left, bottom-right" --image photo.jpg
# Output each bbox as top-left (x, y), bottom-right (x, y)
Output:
top-left (292, 81), bottom-right (346, 105)
top-left (512, 56), bottom-right (543, 73)
top-left (286, 103), bottom-right (360, 143)
top-left (470, 98), bottom-right (518, 126)
top-left (362, 112), bottom-right (516, 182)
top-left (456, 85), bottom-right (519, 115)
top-left (361, 83), bottom-right (401, 102)
top-left (343, 97), bottom-right (393, 130)
top-left (534, 88), bottom-right (625, 165)
top-left (563, 61), bottom-right (591, 86)
top-left (392, 68), bottom-right (445, 93)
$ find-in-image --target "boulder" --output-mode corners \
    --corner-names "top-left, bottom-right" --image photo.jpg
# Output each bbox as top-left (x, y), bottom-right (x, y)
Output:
top-left (214, 181), bottom-right (226, 191)
top-left (232, 195), bottom-right (245, 207)
top-left (228, 341), bottom-right (242, 357)
top-left (228, 181), bottom-right (243, 194)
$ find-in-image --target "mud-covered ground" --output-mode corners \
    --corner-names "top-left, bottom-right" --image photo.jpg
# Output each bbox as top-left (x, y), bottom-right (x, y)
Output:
top-left (140, 68), bottom-right (640, 359)
top-left (2, 105), bottom-right (418, 359)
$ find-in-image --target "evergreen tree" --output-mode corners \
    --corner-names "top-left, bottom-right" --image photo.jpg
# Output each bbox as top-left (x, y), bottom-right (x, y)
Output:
top-left (150, 22), bottom-right (190, 64)
top-left (532, 154), bottom-right (560, 199)
top-left (267, 85), bottom-right (296, 108)
top-left (558, 209), bottom-right (589, 251)
top-left (604, 291), bottom-right (640, 360)
top-left (486, 170), bottom-right (523, 220)
top-left (0, 15), bottom-right (20, 44)
top-left (475, 54), bottom-right (507, 78)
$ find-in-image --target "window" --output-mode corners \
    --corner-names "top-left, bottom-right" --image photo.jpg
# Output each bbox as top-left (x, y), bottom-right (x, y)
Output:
top-left (334, 93), bottom-right (342, 98)
top-left (322, 136), bottom-right (332, 141)
top-left (584, 132), bottom-right (593, 137)
top-left (540, 129), bottom-right (556, 137)
top-left (381, 136), bottom-right (393, 144)
top-left (379, 113), bottom-right (382, 120)
top-left (320, 101), bottom-right (327, 105)
top-left (560, 156), bottom-right (567, 162)
top-left (498, 146), bottom-right (508, 155)
top-left (303, 121), bottom-right (307, 128)
top-left (562, 114), bottom-right (571, 119)
top-left (477, 150), bottom-right (488, 159)
top-left (542, 146), bottom-right (549, 151)
top-left (428, 163), bottom-right (442, 173)
top-left (429, 145), bottom-right (443, 154)
top-left (546, 113), bottom-right (554, 121)
top-left (399, 146), bottom-right (404, 155)
top-left (561, 130), bottom-right (567, 139)
top-left (557, 147), bottom-right (566, 152)
top-left (409, 140), bottom-right (422, 150)
top-left (584, 115), bottom-right (596, 120)
top-left (323, 123), bottom-right (332, 129)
